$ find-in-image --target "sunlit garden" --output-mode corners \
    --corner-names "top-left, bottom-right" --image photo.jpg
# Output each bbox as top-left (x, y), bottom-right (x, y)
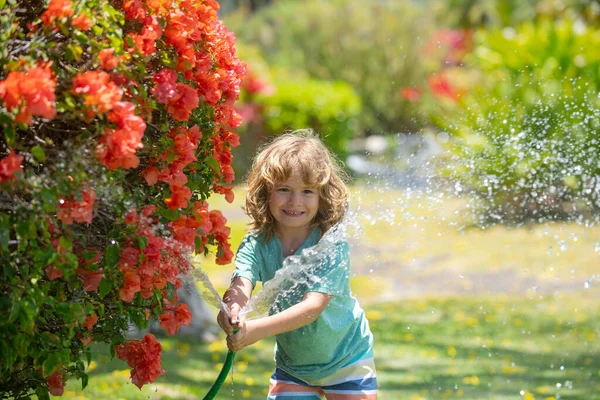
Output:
top-left (1, 0), bottom-right (599, 399)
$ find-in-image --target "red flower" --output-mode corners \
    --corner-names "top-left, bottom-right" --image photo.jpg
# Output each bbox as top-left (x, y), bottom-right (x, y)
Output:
top-left (45, 265), bottom-right (63, 280)
top-left (175, 303), bottom-right (192, 326)
top-left (116, 334), bottom-right (165, 389)
top-left (0, 150), bottom-right (23, 183)
top-left (41, 0), bottom-right (74, 27)
top-left (47, 370), bottom-right (66, 396)
top-left (77, 268), bottom-right (104, 292)
top-left (98, 48), bottom-right (119, 70)
top-left (164, 184), bottom-right (192, 210)
top-left (96, 102), bottom-right (145, 170)
top-left (72, 14), bottom-right (93, 30)
top-left (401, 87), bottom-right (422, 103)
top-left (57, 188), bottom-right (96, 225)
top-left (159, 311), bottom-right (178, 335)
top-left (83, 313), bottom-right (99, 331)
top-left (215, 241), bottom-right (234, 265)
top-left (428, 74), bottom-right (462, 101)
top-left (79, 334), bottom-right (92, 346)
top-left (120, 271), bottom-right (141, 302)
top-left (167, 83), bottom-right (199, 121)
top-left (213, 185), bottom-right (234, 203)
top-left (0, 67), bottom-right (57, 125)
top-left (73, 70), bottom-right (123, 114)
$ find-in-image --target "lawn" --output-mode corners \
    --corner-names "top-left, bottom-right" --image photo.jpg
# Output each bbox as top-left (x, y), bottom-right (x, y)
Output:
top-left (56, 294), bottom-right (600, 400)
top-left (53, 186), bottom-right (600, 399)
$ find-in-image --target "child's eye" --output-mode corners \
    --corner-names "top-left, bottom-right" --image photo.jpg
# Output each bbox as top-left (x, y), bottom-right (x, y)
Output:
top-left (277, 187), bottom-right (289, 192)
top-left (303, 189), bottom-right (314, 194)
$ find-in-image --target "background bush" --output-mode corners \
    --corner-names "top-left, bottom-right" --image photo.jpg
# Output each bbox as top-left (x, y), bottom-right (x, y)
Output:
top-left (227, 0), bottom-right (434, 135)
top-left (422, 18), bottom-right (600, 222)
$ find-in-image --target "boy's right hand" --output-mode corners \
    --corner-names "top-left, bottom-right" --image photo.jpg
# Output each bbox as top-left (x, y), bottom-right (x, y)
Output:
top-left (217, 303), bottom-right (241, 335)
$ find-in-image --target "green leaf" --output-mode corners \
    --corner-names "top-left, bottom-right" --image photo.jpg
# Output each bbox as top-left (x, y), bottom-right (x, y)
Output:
top-left (59, 235), bottom-right (72, 251)
top-left (137, 235), bottom-right (148, 250)
top-left (159, 207), bottom-right (180, 221)
top-left (195, 236), bottom-right (203, 254)
top-left (98, 278), bottom-right (113, 299)
top-left (31, 145), bottom-right (46, 163)
top-left (3, 124), bottom-right (15, 147)
top-left (110, 343), bottom-right (116, 359)
top-left (166, 282), bottom-right (175, 300)
top-left (66, 43), bottom-right (83, 62)
top-left (8, 297), bottom-right (20, 322)
top-left (35, 386), bottom-right (50, 400)
top-left (15, 334), bottom-right (29, 357)
top-left (42, 353), bottom-right (60, 377)
top-left (85, 348), bottom-right (92, 366)
top-left (105, 244), bottom-right (119, 268)
top-left (205, 156), bottom-right (220, 172)
top-left (81, 372), bottom-right (89, 390)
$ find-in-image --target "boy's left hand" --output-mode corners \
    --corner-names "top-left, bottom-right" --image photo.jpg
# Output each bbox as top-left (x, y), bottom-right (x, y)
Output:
top-left (226, 320), bottom-right (261, 352)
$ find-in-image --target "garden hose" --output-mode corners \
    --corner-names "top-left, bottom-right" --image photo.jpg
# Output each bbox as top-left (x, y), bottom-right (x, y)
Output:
top-left (202, 349), bottom-right (236, 400)
top-left (202, 326), bottom-right (238, 400)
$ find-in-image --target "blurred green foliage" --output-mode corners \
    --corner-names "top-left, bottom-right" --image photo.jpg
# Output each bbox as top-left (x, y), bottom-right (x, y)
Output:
top-left (429, 18), bottom-right (600, 221)
top-left (427, 0), bottom-right (600, 28)
top-left (258, 73), bottom-right (361, 159)
top-left (230, 44), bottom-right (361, 176)
top-left (227, 0), bottom-right (434, 135)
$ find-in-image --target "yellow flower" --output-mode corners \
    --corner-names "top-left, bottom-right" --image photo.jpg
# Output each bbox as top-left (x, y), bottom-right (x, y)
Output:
top-left (522, 391), bottom-right (535, 400)
top-left (447, 346), bottom-right (457, 357)
top-left (462, 375), bottom-right (480, 386)
top-left (366, 310), bottom-right (383, 321)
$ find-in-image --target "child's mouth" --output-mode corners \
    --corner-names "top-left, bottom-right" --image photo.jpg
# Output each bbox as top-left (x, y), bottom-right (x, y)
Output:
top-left (283, 210), bottom-right (304, 216)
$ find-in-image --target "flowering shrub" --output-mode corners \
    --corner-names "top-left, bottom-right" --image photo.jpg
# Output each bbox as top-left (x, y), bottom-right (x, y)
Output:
top-left (0, 0), bottom-right (245, 398)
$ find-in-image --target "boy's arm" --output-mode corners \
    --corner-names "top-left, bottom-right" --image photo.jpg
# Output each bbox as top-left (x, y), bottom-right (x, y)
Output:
top-left (226, 291), bottom-right (331, 352)
top-left (217, 277), bottom-right (253, 335)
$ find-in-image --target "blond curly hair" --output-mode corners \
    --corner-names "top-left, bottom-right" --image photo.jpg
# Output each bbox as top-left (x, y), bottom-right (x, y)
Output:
top-left (245, 129), bottom-right (349, 241)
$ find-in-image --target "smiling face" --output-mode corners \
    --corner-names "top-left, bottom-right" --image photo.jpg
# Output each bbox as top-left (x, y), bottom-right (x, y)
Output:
top-left (269, 171), bottom-right (320, 237)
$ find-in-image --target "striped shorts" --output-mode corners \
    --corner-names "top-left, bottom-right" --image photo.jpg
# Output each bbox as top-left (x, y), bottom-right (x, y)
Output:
top-left (267, 356), bottom-right (377, 399)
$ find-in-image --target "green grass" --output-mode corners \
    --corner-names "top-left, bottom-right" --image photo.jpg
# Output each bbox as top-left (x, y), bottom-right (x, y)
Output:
top-left (54, 186), bottom-right (600, 399)
top-left (57, 294), bottom-right (600, 399)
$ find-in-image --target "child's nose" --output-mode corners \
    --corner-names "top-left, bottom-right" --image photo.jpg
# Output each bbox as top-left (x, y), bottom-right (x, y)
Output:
top-left (289, 192), bottom-right (302, 205)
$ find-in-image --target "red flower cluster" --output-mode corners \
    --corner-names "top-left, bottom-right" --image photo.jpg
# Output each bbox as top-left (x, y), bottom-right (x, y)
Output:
top-left (428, 73), bottom-right (463, 102)
top-left (210, 129), bottom-right (239, 202)
top-left (72, 14), bottom-right (94, 31)
top-left (0, 150), bottom-right (23, 183)
top-left (0, 66), bottom-right (56, 124)
top-left (98, 49), bottom-right (119, 70)
top-left (57, 188), bottom-right (96, 225)
top-left (210, 209), bottom-right (233, 265)
top-left (118, 206), bottom-right (196, 302)
top-left (425, 29), bottom-right (472, 66)
top-left (72, 70), bottom-right (123, 115)
top-left (159, 301), bottom-right (192, 335)
top-left (41, 0), bottom-right (73, 27)
top-left (142, 124), bottom-right (201, 209)
top-left (116, 334), bottom-right (165, 389)
top-left (401, 87), bottom-right (422, 103)
top-left (47, 370), bottom-right (66, 396)
top-left (96, 101), bottom-right (146, 170)
top-left (153, 68), bottom-right (199, 121)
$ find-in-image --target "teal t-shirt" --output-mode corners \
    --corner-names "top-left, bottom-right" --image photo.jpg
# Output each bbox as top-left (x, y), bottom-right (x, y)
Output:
top-left (232, 227), bottom-right (374, 381)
